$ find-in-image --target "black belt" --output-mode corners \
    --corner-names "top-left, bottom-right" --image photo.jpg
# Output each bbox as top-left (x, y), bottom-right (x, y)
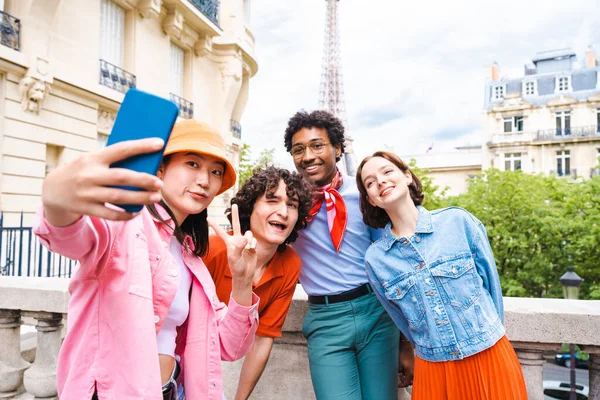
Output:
top-left (308, 283), bottom-right (373, 305)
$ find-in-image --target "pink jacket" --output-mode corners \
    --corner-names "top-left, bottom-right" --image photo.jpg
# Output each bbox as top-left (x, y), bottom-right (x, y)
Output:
top-left (33, 205), bottom-right (259, 400)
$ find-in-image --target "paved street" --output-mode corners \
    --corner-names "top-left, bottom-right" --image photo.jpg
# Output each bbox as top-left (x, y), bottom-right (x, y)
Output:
top-left (544, 361), bottom-right (589, 386)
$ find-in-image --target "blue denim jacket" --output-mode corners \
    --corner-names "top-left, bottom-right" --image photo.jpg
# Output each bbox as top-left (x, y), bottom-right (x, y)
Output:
top-left (365, 206), bottom-right (505, 362)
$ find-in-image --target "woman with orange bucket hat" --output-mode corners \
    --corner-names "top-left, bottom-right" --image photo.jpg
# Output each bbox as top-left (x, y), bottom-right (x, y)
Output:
top-left (34, 120), bottom-right (259, 400)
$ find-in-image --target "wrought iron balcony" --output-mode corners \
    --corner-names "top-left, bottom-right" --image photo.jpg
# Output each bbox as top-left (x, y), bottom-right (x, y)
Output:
top-left (170, 93), bottom-right (194, 119)
top-left (0, 10), bottom-right (20, 51)
top-left (99, 59), bottom-right (136, 94)
top-left (231, 119), bottom-right (241, 139)
top-left (535, 125), bottom-right (600, 141)
top-left (490, 131), bottom-right (536, 144)
top-left (188, 0), bottom-right (219, 26)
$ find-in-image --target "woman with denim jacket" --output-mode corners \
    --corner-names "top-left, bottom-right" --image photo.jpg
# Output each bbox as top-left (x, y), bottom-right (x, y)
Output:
top-left (356, 150), bottom-right (527, 400)
top-left (34, 120), bottom-right (260, 400)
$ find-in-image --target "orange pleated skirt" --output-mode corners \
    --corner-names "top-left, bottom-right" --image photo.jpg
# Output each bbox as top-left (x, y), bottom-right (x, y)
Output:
top-left (412, 335), bottom-right (528, 400)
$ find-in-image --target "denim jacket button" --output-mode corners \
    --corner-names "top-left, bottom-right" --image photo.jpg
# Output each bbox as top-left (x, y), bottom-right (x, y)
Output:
top-left (415, 236), bottom-right (421, 243)
top-left (401, 239), bottom-right (408, 245)
top-left (452, 266), bottom-right (458, 275)
top-left (396, 288), bottom-right (402, 296)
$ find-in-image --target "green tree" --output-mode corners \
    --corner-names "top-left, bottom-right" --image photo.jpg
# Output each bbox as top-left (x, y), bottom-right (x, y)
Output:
top-left (237, 143), bottom-right (253, 187)
top-left (446, 170), bottom-right (600, 299)
top-left (237, 145), bottom-right (276, 187)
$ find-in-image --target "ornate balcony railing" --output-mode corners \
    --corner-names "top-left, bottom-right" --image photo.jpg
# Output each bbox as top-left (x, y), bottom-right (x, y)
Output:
top-left (188, 0), bottom-right (219, 26)
top-left (170, 93), bottom-right (194, 119)
top-left (231, 119), bottom-right (241, 139)
top-left (0, 10), bottom-right (20, 51)
top-left (491, 126), bottom-right (600, 145)
top-left (491, 131), bottom-right (536, 144)
top-left (535, 125), bottom-right (600, 141)
top-left (99, 59), bottom-right (136, 94)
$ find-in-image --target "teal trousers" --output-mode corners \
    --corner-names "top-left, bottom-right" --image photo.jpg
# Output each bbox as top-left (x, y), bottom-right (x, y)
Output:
top-left (302, 292), bottom-right (399, 400)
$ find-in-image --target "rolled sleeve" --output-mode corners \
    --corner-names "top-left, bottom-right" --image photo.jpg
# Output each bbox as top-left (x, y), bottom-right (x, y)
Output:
top-left (218, 293), bottom-right (260, 361)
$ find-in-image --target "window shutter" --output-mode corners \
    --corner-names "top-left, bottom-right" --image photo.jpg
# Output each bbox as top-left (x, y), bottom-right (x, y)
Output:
top-left (100, 0), bottom-right (125, 67)
top-left (170, 43), bottom-right (184, 97)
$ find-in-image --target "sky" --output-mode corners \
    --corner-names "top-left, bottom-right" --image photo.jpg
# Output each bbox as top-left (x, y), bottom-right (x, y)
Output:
top-left (241, 0), bottom-right (600, 169)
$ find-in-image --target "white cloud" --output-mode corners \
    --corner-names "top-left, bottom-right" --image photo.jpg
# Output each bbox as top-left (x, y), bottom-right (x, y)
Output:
top-left (242, 0), bottom-right (600, 167)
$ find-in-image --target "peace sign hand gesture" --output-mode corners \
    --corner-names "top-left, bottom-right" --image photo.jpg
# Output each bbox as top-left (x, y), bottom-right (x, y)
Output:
top-left (207, 204), bottom-right (257, 306)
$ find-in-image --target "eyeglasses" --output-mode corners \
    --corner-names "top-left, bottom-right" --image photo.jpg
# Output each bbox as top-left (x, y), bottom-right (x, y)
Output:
top-left (290, 141), bottom-right (330, 159)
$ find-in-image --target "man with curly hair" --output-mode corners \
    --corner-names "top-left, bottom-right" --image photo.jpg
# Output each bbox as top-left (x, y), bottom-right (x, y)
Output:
top-left (283, 110), bottom-right (403, 400)
top-left (203, 166), bottom-right (314, 400)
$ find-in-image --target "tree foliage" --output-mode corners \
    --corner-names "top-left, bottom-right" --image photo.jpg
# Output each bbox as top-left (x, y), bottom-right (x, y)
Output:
top-left (237, 144), bottom-right (276, 187)
top-left (440, 169), bottom-right (600, 300)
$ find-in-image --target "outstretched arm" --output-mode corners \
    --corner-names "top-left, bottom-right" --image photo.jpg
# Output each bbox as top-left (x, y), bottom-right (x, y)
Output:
top-left (42, 138), bottom-right (165, 227)
top-left (234, 335), bottom-right (274, 400)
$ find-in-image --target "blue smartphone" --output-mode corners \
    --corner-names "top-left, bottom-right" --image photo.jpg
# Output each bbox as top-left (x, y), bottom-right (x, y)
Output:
top-left (106, 89), bottom-right (179, 212)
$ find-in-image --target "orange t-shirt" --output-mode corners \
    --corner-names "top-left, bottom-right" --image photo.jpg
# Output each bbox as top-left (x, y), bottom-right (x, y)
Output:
top-left (203, 234), bottom-right (302, 338)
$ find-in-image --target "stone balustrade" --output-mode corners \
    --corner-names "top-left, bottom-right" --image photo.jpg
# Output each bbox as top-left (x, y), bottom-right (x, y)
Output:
top-left (1, 277), bottom-right (599, 399)
top-left (0, 277), bottom-right (69, 399)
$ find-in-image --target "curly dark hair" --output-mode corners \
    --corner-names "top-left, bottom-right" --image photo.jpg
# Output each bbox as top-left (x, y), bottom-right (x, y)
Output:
top-left (284, 110), bottom-right (346, 162)
top-left (356, 151), bottom-right (424, 229)
top-left (226, 166), bottom-right (314, 252)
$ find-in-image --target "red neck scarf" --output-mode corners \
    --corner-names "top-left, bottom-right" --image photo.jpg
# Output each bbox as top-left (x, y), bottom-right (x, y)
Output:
top-left (307, 168), bottom-right (348, 253)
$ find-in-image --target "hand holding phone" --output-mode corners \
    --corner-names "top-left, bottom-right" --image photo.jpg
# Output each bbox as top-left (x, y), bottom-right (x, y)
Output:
top-left (106, 89), bottom-right (179, 212)
top-left (41, 89), bottom-right (179, 226)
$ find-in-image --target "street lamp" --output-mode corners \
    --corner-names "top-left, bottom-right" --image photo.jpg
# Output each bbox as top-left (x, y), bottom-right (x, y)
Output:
top-left (560, 266), bottom-right (583, 300)
top-left (559, 266), bottom-right (583, 400)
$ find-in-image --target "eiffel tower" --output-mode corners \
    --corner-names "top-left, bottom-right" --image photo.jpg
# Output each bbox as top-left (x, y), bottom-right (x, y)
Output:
top-left (318, 0), bottom-right (356, 175)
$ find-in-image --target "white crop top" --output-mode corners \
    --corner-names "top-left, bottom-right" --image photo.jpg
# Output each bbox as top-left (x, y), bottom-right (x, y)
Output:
top-left (156, 236), bottom-right (193, 357)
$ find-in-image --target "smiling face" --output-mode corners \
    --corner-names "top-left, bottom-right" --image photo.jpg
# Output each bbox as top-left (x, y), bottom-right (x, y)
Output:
top-left (290, 127), bottom-right (341, 187)
top-left (158, 152), bottom-right (225, 224)
top-left (360, 156), bottom-right (413, 210)
top-left (249, 179), bottom-right (300, 247)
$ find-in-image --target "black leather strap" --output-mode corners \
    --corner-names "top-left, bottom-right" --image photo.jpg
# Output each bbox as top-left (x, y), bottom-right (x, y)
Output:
top-left (308, 283), bottom-right (372, 305)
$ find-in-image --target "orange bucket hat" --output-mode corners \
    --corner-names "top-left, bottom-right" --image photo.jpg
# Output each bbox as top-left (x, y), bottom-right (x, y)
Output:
top-left (163, 120), bottom-right (236, 195)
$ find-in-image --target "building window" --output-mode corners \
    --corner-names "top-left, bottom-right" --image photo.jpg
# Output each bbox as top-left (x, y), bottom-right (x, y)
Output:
top-left (556, 150), bottom-right (570, 176)
top-left (100, 0), bottom-right (125, 68)
top-left (555, 76), bottom-right (571, 93)
top-left (170, 42), bottom-right (184, 97)
top-left (504, 153), bottom-right (522, 171)
top-left (492, 85), bottom-right (505, 100)
top-left (523, 81), bottom-right (536, 96)
top-left (597, 108), bottom-right (600, 133)
top-left (503, 116), bottom-right (524, 133)
top-left (555, 111), bottom-right (571, 136)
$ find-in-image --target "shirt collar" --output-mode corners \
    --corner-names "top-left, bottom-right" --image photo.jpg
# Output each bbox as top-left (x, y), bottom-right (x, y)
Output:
top-left (150, 203), bottom-right (196, 251)
top-left (380, 206), bottom-right (434, 251)
top-left (224, 245), bottom-right (286, 287)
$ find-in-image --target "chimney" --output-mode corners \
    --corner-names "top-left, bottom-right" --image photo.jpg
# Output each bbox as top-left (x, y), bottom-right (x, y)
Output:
top-left (491, 62), bottom-right (500, 81)
top-left (585, 46), bottom-right (597, 68)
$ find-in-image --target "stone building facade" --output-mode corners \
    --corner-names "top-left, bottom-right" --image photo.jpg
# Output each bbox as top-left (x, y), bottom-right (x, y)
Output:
top-left (0, 0), bottom-right (257, 226)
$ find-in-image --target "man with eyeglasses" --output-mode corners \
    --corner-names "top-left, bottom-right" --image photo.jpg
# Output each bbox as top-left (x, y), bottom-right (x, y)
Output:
top-left (283, 110), bottom-right (410, 400)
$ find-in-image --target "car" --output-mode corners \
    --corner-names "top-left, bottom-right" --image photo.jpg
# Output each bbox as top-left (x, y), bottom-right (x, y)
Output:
top-left (555, 348), bottom-right (589, 369)
top-left (543, 380), bottom-right (588, 400)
